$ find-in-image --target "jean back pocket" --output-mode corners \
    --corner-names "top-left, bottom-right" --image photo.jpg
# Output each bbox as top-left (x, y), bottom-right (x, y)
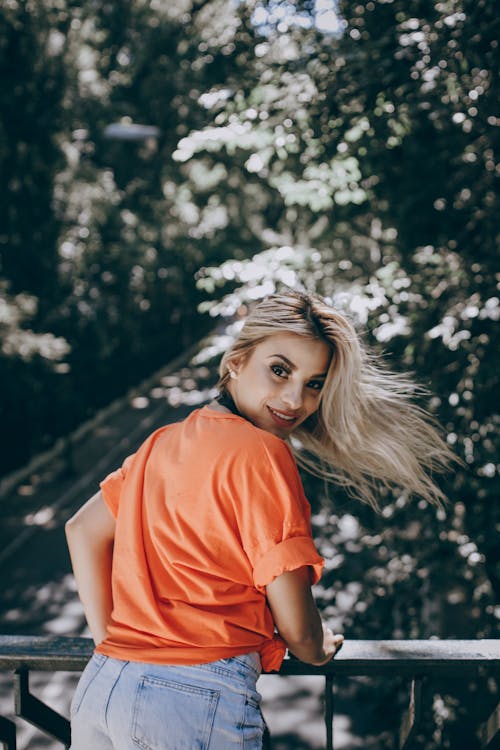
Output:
top-left (132, 675), bottom-right (219, 750)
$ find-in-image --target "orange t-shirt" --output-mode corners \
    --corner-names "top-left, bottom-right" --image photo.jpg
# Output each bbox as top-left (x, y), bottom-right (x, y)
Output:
top-left (96, 405), bottom-right (324, 671)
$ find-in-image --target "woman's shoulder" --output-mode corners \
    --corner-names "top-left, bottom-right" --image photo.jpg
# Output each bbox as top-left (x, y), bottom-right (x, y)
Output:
top-left (225, 417), bottom-right (296, 469)
top-left (188, 405), bottom-right (296, 466)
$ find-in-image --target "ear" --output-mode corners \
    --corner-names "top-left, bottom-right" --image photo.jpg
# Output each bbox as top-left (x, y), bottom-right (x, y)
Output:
top-left (226, 354), bottom-right (245, 377)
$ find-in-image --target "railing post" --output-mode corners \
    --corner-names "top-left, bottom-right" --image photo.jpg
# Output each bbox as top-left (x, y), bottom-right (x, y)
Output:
top-left (0, 715), bottom-right (17, 750)
top-left (399, 677), bottom-right (422, 750)
top-left (14, 670), bottom-right (71, 748)
top-left (479, 702), bottom-right (500, 749)
top-left (325, 674), bottom-right (334, 750)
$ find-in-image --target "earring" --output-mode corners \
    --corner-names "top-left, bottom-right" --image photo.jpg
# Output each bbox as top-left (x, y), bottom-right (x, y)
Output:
top-left (229, 370), bottom-right (236, 379)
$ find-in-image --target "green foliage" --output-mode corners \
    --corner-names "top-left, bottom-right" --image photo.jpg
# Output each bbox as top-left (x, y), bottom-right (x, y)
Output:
top-left (0, 0), bottom-right (254, 472)
top-left (0, 0), bottom-right (67, 308)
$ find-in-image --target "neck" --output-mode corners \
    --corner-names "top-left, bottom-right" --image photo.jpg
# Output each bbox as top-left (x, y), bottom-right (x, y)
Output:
top-left (215, 389), bottom-right (243, 418)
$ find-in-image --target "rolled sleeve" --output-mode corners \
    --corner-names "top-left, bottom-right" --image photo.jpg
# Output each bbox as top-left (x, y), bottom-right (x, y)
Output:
top-left (253, 535), bottom-right (324, 593)
top-left (230, 433), bottom-right (324, 595)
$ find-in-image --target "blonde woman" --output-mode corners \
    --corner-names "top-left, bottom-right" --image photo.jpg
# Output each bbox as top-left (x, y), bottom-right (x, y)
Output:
top-left (66, 290), bottom-right (452, 749)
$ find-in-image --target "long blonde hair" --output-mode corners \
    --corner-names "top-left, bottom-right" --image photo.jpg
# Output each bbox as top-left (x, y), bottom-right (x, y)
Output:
top-left (218, 290), bottom-right (455, 510)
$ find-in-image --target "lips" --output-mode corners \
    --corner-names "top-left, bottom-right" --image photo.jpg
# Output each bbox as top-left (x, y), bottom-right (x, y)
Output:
top-left (267, 406), bottom-right (299, 428)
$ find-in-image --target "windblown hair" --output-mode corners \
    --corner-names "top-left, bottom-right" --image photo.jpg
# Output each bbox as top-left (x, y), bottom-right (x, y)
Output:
top-left (218, 290), bottom-right (455, 510)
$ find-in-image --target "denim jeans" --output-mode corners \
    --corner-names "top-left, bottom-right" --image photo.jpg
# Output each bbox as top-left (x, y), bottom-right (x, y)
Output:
top-left (70, 651), bottom-right (265, 749)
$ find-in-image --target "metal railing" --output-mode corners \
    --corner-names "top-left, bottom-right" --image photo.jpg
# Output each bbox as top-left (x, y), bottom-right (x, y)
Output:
top-left (0, 636), bottom-right (498, 750)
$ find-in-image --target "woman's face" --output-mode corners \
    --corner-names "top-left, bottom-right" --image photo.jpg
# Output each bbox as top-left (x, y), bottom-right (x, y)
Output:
top-left (228, 333), bottom-right (332, 438)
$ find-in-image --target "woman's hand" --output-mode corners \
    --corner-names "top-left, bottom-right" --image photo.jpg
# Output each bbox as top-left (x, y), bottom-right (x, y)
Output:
top-left (312, 623), bottom-right (344, 666)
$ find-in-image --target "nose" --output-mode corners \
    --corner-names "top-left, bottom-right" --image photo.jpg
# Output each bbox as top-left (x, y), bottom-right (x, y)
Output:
top-left (280, 382), bottom-right (303, 411)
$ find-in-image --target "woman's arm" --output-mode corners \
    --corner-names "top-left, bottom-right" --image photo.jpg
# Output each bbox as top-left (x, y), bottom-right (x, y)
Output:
top-left (65, 491), bottom-right (116, 645)
top-left (266, 566), bottom-right (343, 666)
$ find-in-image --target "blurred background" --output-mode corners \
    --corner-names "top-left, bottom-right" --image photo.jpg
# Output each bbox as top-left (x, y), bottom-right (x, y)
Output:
top-left (0, 0), bottom-right (498, 747)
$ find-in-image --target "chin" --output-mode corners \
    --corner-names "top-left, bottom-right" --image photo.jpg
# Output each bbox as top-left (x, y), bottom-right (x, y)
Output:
top-left (267, 423), bottom-right (290, 439)
top-left (252, 418), bottom-right (282, 438)
top-left (268, 427), bottom-right (284, 438)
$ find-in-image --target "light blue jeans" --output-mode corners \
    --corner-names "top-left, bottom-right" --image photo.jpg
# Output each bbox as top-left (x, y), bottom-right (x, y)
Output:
top-left (70, 651), bottom-right (265, 749)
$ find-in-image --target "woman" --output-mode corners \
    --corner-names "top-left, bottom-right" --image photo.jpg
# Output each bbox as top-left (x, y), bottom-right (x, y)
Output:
top-left (66, 289), bottom-right (452, 749)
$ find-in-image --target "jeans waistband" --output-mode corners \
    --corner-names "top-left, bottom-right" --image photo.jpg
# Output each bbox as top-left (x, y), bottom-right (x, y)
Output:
top-left (229, 651), bottom-right (261, 677)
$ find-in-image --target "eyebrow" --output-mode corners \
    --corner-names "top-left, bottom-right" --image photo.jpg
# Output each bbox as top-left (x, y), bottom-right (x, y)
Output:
top-left (268, 354), bottom-right (328, 379)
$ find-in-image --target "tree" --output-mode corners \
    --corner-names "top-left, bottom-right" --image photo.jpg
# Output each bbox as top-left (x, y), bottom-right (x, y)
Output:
top-left (0, 0), bottom-right (259, 473)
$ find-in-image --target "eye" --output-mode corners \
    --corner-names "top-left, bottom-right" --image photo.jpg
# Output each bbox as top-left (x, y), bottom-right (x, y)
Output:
top-left (307, 380), bottom-right (324, 391)
top-left (270, 364), bottom-right (290, 378)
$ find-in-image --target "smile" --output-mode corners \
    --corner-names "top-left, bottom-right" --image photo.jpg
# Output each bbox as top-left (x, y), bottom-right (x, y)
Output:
top-left (267, 407), bottom-right (298, 426)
